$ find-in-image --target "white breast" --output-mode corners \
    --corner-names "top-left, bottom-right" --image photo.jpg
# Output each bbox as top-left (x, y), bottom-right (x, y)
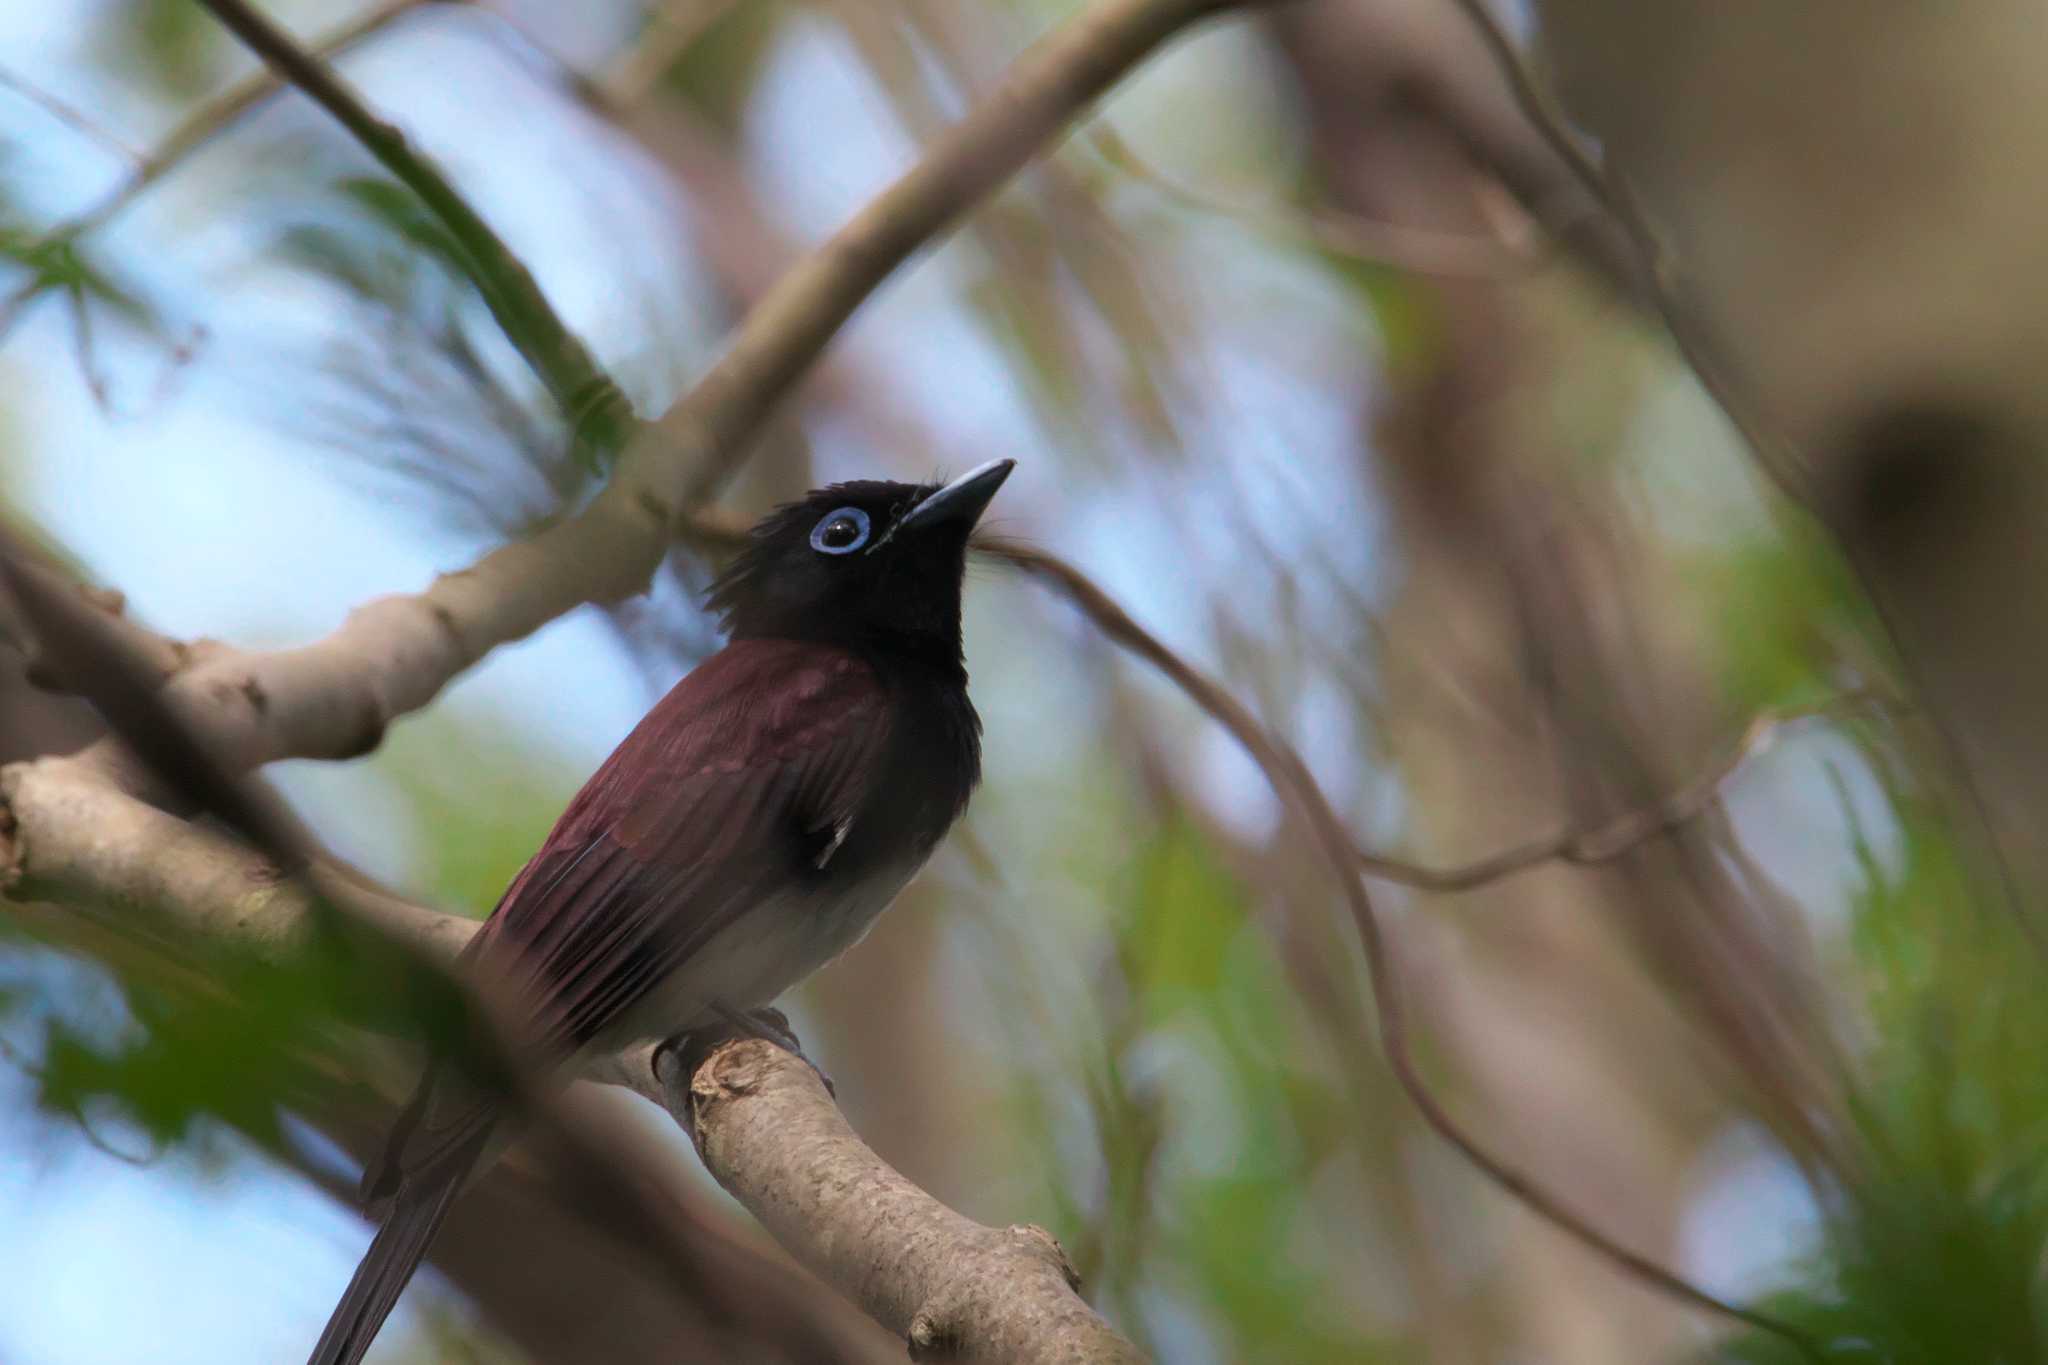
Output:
top-left (592, 852), bottom-right (927, 1051)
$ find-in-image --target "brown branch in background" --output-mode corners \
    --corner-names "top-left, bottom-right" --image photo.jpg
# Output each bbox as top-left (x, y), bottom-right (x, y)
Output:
top-left (194, 0), bottom-right (634, 463)
top-left (0, 0), bottom-right (447, 339)
top-left (982, 540), bottom-right (1829, 1362)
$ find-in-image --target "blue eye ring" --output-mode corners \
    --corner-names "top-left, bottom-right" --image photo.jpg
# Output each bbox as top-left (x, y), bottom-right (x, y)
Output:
top-left (810, 506), bottom-right (871, 555)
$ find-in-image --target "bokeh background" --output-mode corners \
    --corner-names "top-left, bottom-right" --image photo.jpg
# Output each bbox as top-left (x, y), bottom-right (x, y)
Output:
top-left (0, 1), bottom-right (2037, 1362)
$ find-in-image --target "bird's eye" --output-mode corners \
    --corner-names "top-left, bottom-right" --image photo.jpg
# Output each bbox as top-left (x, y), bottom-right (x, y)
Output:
top-left (809, 506), bottom-right (871, 555)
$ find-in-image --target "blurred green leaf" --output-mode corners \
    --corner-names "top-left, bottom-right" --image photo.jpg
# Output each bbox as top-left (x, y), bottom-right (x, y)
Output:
top-left (35, 943), bottom-right (348, 1150)
top-left (0, 226), bottom-right (152, 325)
top-left (1105, 818), bottom-right (1405, 1362)
top-left (1702, 522), bottom-right (1879, 712)
top-left (1123, 819), bottom-right (1238, 1015)
top-left (373, 708), bottom-right (580, 914)
top-left (1318, 251), bottom-right (1442, 377)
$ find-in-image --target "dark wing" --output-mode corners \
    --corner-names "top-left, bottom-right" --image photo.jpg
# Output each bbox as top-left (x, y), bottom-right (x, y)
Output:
top-left (470, 638), bottom-right (890, 1052)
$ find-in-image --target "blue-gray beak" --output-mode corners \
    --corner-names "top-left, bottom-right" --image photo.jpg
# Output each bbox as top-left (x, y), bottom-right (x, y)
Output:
top-left (886, 458), bottom-right (1015, 541)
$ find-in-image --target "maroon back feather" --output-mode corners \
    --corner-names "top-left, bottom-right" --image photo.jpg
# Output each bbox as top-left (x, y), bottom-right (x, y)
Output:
top-left (472, 637), bottom-right (892, 1051)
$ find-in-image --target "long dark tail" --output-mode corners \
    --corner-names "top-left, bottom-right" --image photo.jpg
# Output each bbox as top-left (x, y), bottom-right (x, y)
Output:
top-left (308, 1118), bottom-right (493, 1365)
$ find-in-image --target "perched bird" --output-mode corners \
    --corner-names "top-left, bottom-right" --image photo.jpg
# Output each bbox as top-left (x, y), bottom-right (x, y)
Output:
top-left (310, 460), bottom-right (1014, 1365)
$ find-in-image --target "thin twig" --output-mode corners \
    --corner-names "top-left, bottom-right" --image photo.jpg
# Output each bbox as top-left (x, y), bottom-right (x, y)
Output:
top-left (195, 0), bottom-right (633, 464)
top-left (985, 539), bottom-right (1830, 1362)
top-left (1085, 124), bottom-right (1545, 279)
top-left (1357, 692), bottom-right (1886, 892)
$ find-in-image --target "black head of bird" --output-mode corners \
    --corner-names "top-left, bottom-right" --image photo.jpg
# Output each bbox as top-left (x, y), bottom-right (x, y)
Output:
top-left (707, 458), bottom-right (1014, 672)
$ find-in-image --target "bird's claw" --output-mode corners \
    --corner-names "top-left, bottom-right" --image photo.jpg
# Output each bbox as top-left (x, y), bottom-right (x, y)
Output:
top-left (664, 1003), bottom-right (836, 1098)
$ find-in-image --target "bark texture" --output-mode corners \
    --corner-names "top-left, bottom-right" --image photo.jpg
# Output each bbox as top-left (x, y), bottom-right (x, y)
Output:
top-left (666, 1040), bottom-right (1144, 1364)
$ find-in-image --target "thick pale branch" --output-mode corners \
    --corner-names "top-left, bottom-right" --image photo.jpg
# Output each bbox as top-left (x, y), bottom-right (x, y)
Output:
top-left (0, 756), bottom-right (473, 964)
top-left (79, 483), bottom-right (668, 769)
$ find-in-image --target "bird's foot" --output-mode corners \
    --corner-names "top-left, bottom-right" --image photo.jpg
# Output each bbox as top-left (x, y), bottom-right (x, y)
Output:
top-left (720, 1004), bottom-right (838, 1099)
top-left (660, 1004), bottom-right (836, 1099)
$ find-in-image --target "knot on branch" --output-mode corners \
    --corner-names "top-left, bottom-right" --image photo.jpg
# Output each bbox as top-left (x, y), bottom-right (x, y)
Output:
top-left (689, 1036), bottom-right (775, 1105)
top-left (649, 1032), bottom-right (781, 1145)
